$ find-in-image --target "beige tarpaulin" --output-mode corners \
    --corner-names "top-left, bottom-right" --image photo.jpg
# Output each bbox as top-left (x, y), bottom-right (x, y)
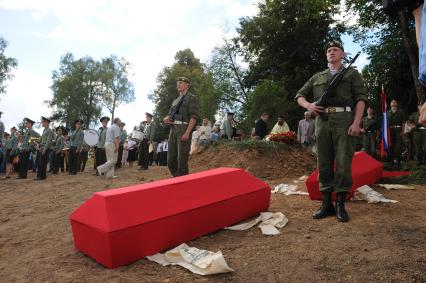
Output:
top-left (272, 184), bottom-right (308, 196)
top-left (226, 212), bottom-right (288, 235)
top-left (146, 244), bottom-right (234, 276)
top-left (377, 184), bottom-right (415, 190)
top-left (356, 185), bottom-right (398, 203)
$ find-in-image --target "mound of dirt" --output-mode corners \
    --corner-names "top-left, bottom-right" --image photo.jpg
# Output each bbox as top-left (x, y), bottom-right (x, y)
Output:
top-left (189, 142), bottom-right (316, 181)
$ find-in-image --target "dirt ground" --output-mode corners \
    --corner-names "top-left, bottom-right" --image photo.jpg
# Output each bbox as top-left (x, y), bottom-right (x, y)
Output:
top-left (0, 146), bottom-right (425, 283)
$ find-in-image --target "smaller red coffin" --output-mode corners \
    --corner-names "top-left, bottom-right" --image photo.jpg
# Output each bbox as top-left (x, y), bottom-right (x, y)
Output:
top-left (70, 167), bottom-right (270, 268)
top-left (306, 152), bottom-right (384, 200)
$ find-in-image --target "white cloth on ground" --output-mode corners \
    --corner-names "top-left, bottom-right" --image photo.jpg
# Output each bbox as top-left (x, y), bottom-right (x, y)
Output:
top-left (377, 184), bottom-right (415, 190)
top-left (272, 184), bottom-right (308, 196)
top-left (356, 185), bottom-right (398, 203)
top-left (146, 243), bottom-right (233, 276)
top-left (226, 212), bottom-right (288, 235)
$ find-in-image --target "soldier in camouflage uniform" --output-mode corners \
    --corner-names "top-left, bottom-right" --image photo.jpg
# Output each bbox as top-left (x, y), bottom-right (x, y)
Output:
top-left (35, 117), bottom-right (54, 180)
top-left (387, 99), bottom-right (405, 167)
top-left (295, 41), bottom-right (367, 222)
top-left (163, 77), bottom-right (200, 177)
top-left (410, 103), bottom-right (426, 165)
top-left (17, 118), bottom-right (40, 179)
top-left (360, 107), bottom-right (379, 158)
top-left (52, 126), bottom-right (64, 174)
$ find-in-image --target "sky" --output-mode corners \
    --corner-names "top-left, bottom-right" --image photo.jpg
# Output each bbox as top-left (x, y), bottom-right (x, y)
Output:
top-left (0, 0), bottom-right (367, 134)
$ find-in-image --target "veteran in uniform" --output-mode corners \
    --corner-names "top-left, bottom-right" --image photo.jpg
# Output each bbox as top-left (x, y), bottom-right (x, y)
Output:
top-left (360, 107), bottom-right (378, 158)
top-left (35, 117), bottom-right (54, 180)
top-left (295, 41), bottom-right (367, 222)
top-left (17, 118), bottom-right (40, 179)
top-left (69, 119), bottom-right (84, 175)
top-left (410, 103), bottom-right (426, 165)
top-left (163, 77), bottom-right (200, 177)
top-left (387, 99), bottom-right (405, 167)
top-left (94, 116), bottom-right (109, 175)
top-left (139, 113), bottom-right (156, 170)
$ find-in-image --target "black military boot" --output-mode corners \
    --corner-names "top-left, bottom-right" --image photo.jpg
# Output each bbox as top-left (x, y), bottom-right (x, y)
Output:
top-left (312, 192), bottom-right (335, 219)
top-left (336, 192), bottom-right (349, 222)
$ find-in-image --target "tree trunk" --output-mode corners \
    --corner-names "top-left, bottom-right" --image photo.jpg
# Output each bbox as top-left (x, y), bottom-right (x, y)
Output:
top-left (111, 93), bottom-right (117, 125)
top-left (398, 11), bottom-right (425, 104)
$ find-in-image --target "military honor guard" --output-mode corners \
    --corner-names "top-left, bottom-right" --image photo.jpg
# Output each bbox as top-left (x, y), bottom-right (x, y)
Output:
top-left (35, 117), bottom-right (54, 180)
top-left (138, 113), bottom-right (156, 170)
top-left (163, 77), bottom-right (200, 177)
top-left (51, 126), bottom-right (65, 174)
top-left (3, 126), bottom-right (18, 179)
top-left (69, 119), bottom-right (84, 175)
top-left (17, 118), bottom-right (40, 179)
top-left (360, 107), bottom-right (378, 158)
top-left (295, 41), bottom-right (367, 222)
top-left (387, 99), bottom-right (405, 167)
top-left (410, 103), bottom-right (426, 165)
top-left (95, 116), bottom-right (109, 175)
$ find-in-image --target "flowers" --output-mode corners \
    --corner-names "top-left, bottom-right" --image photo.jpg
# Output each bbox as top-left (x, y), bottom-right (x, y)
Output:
top-left (268, 131), bottom-right (297, 144)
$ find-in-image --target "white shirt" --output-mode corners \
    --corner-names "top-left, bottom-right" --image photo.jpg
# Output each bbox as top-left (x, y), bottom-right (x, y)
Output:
top-left (162, 142), bottom-right (168, 152)
top-left (157, 142), bottom-right (163, 152)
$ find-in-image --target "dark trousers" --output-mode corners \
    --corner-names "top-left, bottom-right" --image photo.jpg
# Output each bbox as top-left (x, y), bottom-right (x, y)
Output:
top-left (95, 148), bottom-right (106, 168)
top-left (116, 145), bottom-right (123, 168)
top-left (18, 150), bottom-right (30, 178)
top-left (138, 140), bottom-right (149, 169)
top-left (36, 149), bottom-right (50, 179)
top-left (52, 152), bottom-right (61, 174)
top-left (78, 150), bottom-right (88, 172)
top-left (389, 128), bottom-right (402, 162)
top-left (69, 146), bottom-right (79, 174)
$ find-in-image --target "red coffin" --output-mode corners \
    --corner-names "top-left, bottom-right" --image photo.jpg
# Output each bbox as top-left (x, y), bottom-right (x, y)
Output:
top-left (70, 167), bottom-right (271, 268)
top-left (306, 152), bottom-right (384, 200)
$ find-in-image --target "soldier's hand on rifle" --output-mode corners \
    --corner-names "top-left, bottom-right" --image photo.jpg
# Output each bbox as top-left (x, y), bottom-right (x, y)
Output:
top-left (163, 116), bottom-right (173, 125)
top-left (348, 123), bottom-right (361, 137)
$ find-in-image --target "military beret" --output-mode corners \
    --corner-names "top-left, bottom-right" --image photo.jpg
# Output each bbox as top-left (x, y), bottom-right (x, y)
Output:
top-left (227, 112), bottom-right (235, 116)
top-left (100, 116), bottom-right (110, 122)
top-left (41, 116), bottom-right (51, 123)
top-left (176, 77), bottom-right (191, 84)
top-left (325, 40), bottom-right (344, 52)
top-left (145, 112), bottom-right (153, 118)
top-left (24, 117), bottom-right (35, 125)
top-left (10, 126), bottom-right (16, 131)
top-left (74, 119), bottom-right (84, 125)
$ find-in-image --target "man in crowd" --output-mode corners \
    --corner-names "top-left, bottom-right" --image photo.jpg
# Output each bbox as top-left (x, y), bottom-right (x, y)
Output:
top-left (116, 122), bottom-right (126, 169)
top-left (69, 119), bottom-right (84, 175)
top-left (360, 107), bottom-right (378, 158)
top-left (95, 116), bottom-right (109, 175)
top-left (198, 118), bottom-right (212, 152)
top-left (0, 111), bottom-right (4, 144)
top-left (51, 126), bottom-right (64, 174)
top-left (221, 112), bottom-right (236, 140)
top-left (139, 113), bottom-right (156, 170)
top-left (253, 112), bottom-right (269, 140)
top-left (163, 77), bottom-right (199, 177)
top-left (35, 117), bottom-right (54, 180)
top-left (387, 99), bottom-right (405, 167)
top-left (97, 118), bottom-right (121, 179)
top-left (297, 111), bottom-right (315, 150)
top-left (3, 126), bottom-right (18, 179)
top-left (410, 103), bottom-right (426, 165)
top-left (17, 118), bottom-right (40, 179)
top-left (295, 40), bottom-right (367, 222)
top-left (271, 115), bottom-right (290, 134)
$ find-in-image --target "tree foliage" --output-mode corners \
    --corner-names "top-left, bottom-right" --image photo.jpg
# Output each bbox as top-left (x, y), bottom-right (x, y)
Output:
top-left (0, 37), bottom-right (18, 96)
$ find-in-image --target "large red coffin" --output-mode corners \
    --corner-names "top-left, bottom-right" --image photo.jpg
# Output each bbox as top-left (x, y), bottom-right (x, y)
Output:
top-left (70, 167), bottom-right (270, 268)
top-left (306, 152), bottom-right (383, 200)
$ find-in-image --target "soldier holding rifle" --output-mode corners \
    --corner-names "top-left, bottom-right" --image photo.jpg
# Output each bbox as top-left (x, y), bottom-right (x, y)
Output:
top-left (295, 41), bottom-right (367, 222)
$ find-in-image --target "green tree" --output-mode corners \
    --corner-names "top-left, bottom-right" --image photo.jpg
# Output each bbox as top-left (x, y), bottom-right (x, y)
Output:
top-left (150, 49), bottom-right (219, 124)
top-left (48, 53), bottom-right (104, 128)
top-left (0, 37), bottom-right (18, 96)
top-left (100, 55), bottom-right (135, 123)
top-left (346, 0), bottom-right (424, 112)
top-left (236, 0), bottom-right (342, 98)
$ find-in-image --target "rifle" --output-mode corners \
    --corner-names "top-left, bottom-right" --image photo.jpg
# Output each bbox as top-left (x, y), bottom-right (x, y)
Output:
top-left (315, 51), bottom-right (361, 120)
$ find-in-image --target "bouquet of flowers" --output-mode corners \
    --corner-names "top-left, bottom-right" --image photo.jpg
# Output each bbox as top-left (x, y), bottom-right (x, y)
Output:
top-left (268, 131), bottom-right (297, 144)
